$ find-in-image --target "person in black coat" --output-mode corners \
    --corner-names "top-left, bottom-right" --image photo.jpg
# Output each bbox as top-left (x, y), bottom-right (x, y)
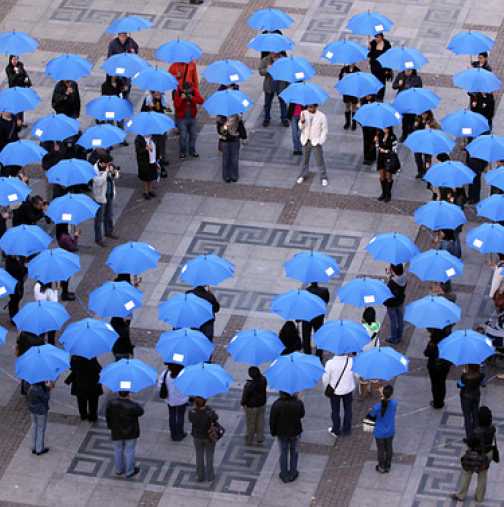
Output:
top-left (5, 55), bottom-right (31, 127)
top-left (0, 112), bottom-right (21, 165)
top-left (16, 331), bottom-right (44, 394)
top-left (466, 152), bottom-right (488, 205)
top-left (301, 282), bottom-right (329, 357)
top-left (12, 195), bottom-right (46, 226)
top-left (472, 52), bottom-right (492, 72)
top-left (185, 285), bottom-right (220, 342)
top-left (6, 255), bottom-right (27, 322)
top-left (360, 94), bottom-right (377, 165)
top-left (424, 327), bottom-right (452, 409)
top-left (111, 316), bottom-right (134, 360)
top-left (51, 80), bottom-right (80, 118)
top-left (392, 69), bottom-right (422, 141)
top-left (375, 127), bottom-right (398, 202)
top-left (241, 366), bottom-right (267, 445)
top-left (279, 321), bottom-right (301, 355)
top-left (135, 135), bottom-right (158, 200)
top-left (338, 64), bottom-right (360, 130)
top-left (470, 92), bottom-right (494, 132)
top-left (458, 364), bottom-right (486, 439)
top-left (384, 264), bottom-right (407, 344)
top-left (368, 33), bottom-right (392, 102)
top-left (107, 33), bottom-right (139, 57)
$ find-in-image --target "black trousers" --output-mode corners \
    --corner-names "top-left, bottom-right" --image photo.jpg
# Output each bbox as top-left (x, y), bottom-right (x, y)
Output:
top-left (301, 320), bottom-right (323, 358)
top-left (77, 394), bottom-right (99, 420)
top-left (401, 114), bottom-right (415, 140)
top-left (8, 281), bottom-right (24, 319)
top-left (428, 365), bottom-right (450, 408)
top-left (414, 153), bottom-right (431, 177)
top-left (468, 168), bottom-right (482, 203)
top-left (362, 128), bottom-right (377, 163)
top-left (376, 436), bottom-right (393, 470)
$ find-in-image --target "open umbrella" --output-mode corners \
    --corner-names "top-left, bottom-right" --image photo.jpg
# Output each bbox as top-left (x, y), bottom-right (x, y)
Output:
top-left (366, 232), bottom-right (419, 264)
top-left (248, 8), bottom-right (294, 31)
top-left (0, 224), bottom-right (51, 256)
top-left (321, 40), bottom-right (368, 65)
top-left (405, 295), bottom-right (461, 329)
top-left (132, 67), bottom-right (178, 92)
top-left (453, 68), bottom-right (501, 93)
top-left (125, 112), bottom-right (175, 136)
top-left (100, 358), bottom-right (157, 393)
top-left (0, 140), bottom-right (47, 166)
top-left (314, 319), bottom-right (370, 354)
top-left (441, 110), bottom-right (489, 138)
top-left (335, 72), bottom-right (383, 98)
top-left (203, 90), bottom-right (253, 116)
top-left (448, 31), bottom-right (495, 55)
top-left (77, 124), bottom-right (126, 149)
top-left (485, 166), bottom-right (504, 191)
top-left (156, 328), bottom-right (214, 366)
top-left (377, 47), bottom-right (428, 71)
top-left (158, 293), bottom-right (213, 328)
top-left (353, 102), bottom-right (401, 129)
top-left (13, 301), bottom-right (70, 334)
top-left (0, 31), bottom-right (38, 55)
top-left (101, 53), bottom-right (150, 78)
top-left (175, 362), bottom-right (233, 397)
top-left (404, 129), bottom-right (455, 155)
top-left (86, 95), bottom-right (133, 122)
top-left (202, 59), bottom-right (252, 86)
top-left (0, 268), bottom-right (17, 297)
top-left (439, 329), bottom-right (495, 366)
top-left (45, 54), bottom-right (92, 81)
top-left (424, 161), bottom-right (475, 189)
top-left (284, 251), bottom-right (340, 283)
top-left (0, 177), bottom-right (30, 206)
top-left (47, 159), bottom-right (95, 187)
top-left (107, 15), bottom-right (153, 34)
top-left (0, 87), bottom-right (40, 114)
top-left (269, 56), bottom-right (315, 83)
top-left (279, 82), bottom-right (329, 105)
top-left (466, 135), bottom-right (504, 163)
top-left (476, 194), bottom-right (504, 221)
top-left (227, 328), bottom-right (284, 365)
top-left (32, 114), bottom-right (80, 142)
top-left (347, 11), bottom-right (394, 36)
top-left (107, 241), bottom-right (160, 276)
top-left (271, 289), bottom-right (327, 321)
top-left (353, 347), bottom-right (408, 381)
top-left (247, 33), bottom-right (294, 53)
top-left (46, 193), bottom-right (99, 225)
top-left (0, 326), bottom-right (7, 345)
top-left (89, 281), bottom-right (143, 318)
top-left (155, 39), bottom-right (202, 63)
top-left (16, 344), bottom-right (69, 383)
top-left (409, 249), bottom-right (464, 282)
top-left (28, 248), bottom-right (80, 283)
top-left (414, 201), bottom-right (467, 230)
top-left (466, 223), bottom-right (504, 254)
top-left (393, 88), bottom-right (440, 115)
top-left (338, 277), bottom-right (393, 307)
top-left (180, 254), bottom-right (234, 287)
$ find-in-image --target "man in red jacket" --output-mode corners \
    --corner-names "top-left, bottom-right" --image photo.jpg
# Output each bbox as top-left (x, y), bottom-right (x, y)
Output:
top-left (173, 82), bottom-right (204, 159)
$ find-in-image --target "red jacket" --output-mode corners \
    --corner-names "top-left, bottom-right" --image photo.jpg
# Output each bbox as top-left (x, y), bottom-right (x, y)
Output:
top-left (173, 87), bottom-right (204, 119)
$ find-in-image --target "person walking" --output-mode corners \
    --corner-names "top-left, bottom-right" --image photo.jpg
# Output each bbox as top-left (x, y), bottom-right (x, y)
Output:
top-left (55, 224), bottom-right (78, 301)
top-left (110, 316), bottom-right (134, 360)
top-left (424, 327), bottom-right (452, 409)
top-left (185, 285), bottom-right (220, 342)
top-left (5, 254), bottom-right (27, 324)
top-left (338, 63), bottom-right (360, 130)
top-left (384, 264), bottom-right (407, 344)
top-left (105, 390), bottom-right (144, 478)
top-left (359, 94), bottom-right (377, 165)
top-left (368, 33), bottom-right (392, 102)
top-left (258, 52), bottom-right (289, 127)
top-left (458, 364), bottom-right (485, 439)
top-left (241, 366), bottom-right (267, 446)
top-left (27, 381), bottom-right (52, 455)
top-left (158, 363), bottom-right (188, 441)
top-left (297, 104), bottom-right (329, 186)
top-left (279, 321), bottom-right (302, 355)
top-left (135, 134), bottom-right (159, 200)
top-left (51, 80), bottom-right (80, 118)
top-left (33, 281), bottom-right (58, 345)
top-left (217, 114), bottom-right (246, 183)
top-left (375, 126), bottom-right (399, 202)
top-left (269, 391), bottom-right (305, 483)
top-left (301, 281), bottom-right (329, 357)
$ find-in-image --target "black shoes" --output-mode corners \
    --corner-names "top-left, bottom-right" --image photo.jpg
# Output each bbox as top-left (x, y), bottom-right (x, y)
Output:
top-left (126, 466), bottom-right (140, 479)
top-left (281, 119), bottom-right (290, 127)
top-left (105, 233), bottom-right (119, 240)
top-left (32, 448), bottom-right (49, 456)
top-left (262, 119), bottom-right (270, 127)
top-left (293, 150), bottom-right (302, 156)
top-left (61, 291), bottom-right (76, 301)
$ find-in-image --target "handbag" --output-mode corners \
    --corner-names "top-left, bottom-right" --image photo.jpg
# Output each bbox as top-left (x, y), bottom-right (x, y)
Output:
top-left (493, 434), bottom-right (500, 463)
top-left (238, 120), bottom-right (247, 140)
top-left (159, 369), bottom-right (169, 400)
top-left (208, 409), bottom-right (225, 442)
top-left (362, 413), bottom-right (376, 432)
top-left (384, 152), bottom-right (401, 173)
top-left (324, 357), bottom-right (349, 398)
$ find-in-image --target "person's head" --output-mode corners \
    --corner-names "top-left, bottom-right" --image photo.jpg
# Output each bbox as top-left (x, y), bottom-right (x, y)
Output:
top-left (404, 68), bottom-right (413, 77)
top-left (440, 228), bottom-right (455, 241)
top-left (248, 366), bottom-right (262, 380)
top-left (193, 396), bottom-right (207, 408)
top-left (270, 52), bottom-right (281, 60)
top-left (168, 363), bottom-right (184, 378)
top-left (279, 391), bottom-right (292, 399)
top-left (375, 32), bottom-right (384, 41)
top-left (37, 281), bottom-right (52, 292)
top-left (280, 320), bottom-right (297, 335)
top-left (118, 390), bottom-right (130, 398)
top-left (152, 90), bottom-right (162, 100)
top-left (478, 52), bottom-right (489, 65)
top-left (118, 32), bottom-right (128, 44)
top-left (9, 55), bottom-right (18, 66)
top-left (31, 195), bottom-right (45, 211)
top-left (55, 223), bottom-right (69, 240)
top-left (307, 103), bottom-right (318, 113)
top-left (114, 273), bottom-right (131, 283)
top-left (362, 307), bottom-right (376, 325)
top-left (390, 264), bottom-right (404, 276)
top-left (466, 363), bottom-right (481, 376)
top-left (478, 406), bottom-right (493, 427)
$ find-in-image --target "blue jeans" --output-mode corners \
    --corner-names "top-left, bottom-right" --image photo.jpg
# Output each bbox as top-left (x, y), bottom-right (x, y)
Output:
top-left (291, 118), bottom-right (302, 152)
top-left (177, 117), bottom-right (197, 155)
top-left (264, 92), bottom-right (287, 122)
top-left (94, 199), bottom-right (114, 242)
top-left (168, 403), bottom-right (186, 440)
top-left (113, 438), bottom-right (137, 476)
top-left (387, 306), bottom-right (404, 343)
top-left (31, 413), bottom-right (48, 453)
top-left (278, 436), bottom-right (299, 480)
top-left (330, 392), bottom-right (353, 435)
top-left (222, 140), bottom-right (240, 181)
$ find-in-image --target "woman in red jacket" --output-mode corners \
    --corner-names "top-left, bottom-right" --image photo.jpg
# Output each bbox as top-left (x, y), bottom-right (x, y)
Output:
top-left (173, 83), bottom-right (204, 159)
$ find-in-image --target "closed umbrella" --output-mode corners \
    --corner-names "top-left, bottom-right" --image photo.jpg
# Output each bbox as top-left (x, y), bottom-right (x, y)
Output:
top-left (32, 114), bottom-right (80, 142)
top-left (86, 96), bottom-right (133, 122)
top-left (466, 223), bottom-right (504, 254)
top-left (0, 177), bottom-right (31, 206)
top-left (175, 362), bottom-right (233, 397)
top-left (321, 40), bottom-right (368, 65)
top-left (353, 347), bottom-right (408, 380)
top-left (100, 358), bottom-right (157, 393)
top-left (279, 82), bottom-right (329, 105)
top-left (158, 293), bottom-right (213, 328)
top-left (441, 110), bottom-right (489, 138)
top-left (89, 281), bottom-right (143, 318)
top-left (107, 15), bottom-right (153, 34)
top-left (16, 344), bottom-right (69, 383)
top-left (156, 328), bottom-right (214, 366)
top-left (424, 161), bottom-right (475, 188)
top-left (28, 248), bottom-right (80, 283)
top-left (439, 329), bottom-right (495, 366)
top-left (203, 90), bottom-right (253, 116)
top-left (284, 251), bottom-right (340, 283)
top-left (0, 224), bottom-right (51, 256)
top-left (269, 56), bottom-right (315, 83)
top-left (227, 328), bottom-right (284, 365)
top-left (347, 11), bottom-right (394, 36)
top-left (47, 159), bottom-right (95, 187)
top-left (314, 319), bottom-right (370, 354)
top-left (338, 277), bottom-right (393, 307)
top-left (46, 193), bottom-right (99, 225)
top-left (405, 295), bottom-right (461, 329)
top-left (132, 67), bottom-right (178, 92)
top-left (155, 39), bottom-right (202, 63)
top-left (0, 140), bottom-right (47, 166)
top-left (202, 60), bottom-right (252, 85)
top-left (0, 87), bottom-right (40, 114)
top-left (180, 254), bottom-right (234, 287)
top-left (271, 289), bottom-right (327, 321)
top-left (414, 201), bottom-right (467, 230)
top-left (45, 54), bottom-right (92, 81)
top-left (409, 249), bottom-right (464, 282)
top-left (248, 8), bottom-right (294, 31)
top-left (353, 103), bottom-right (401, 129)
top-left (366, 232), bottom-right (419, 264)
top-left (106, 241), bottom-right (160, 276)
top-left (13, 301), bottom-right (70, 334)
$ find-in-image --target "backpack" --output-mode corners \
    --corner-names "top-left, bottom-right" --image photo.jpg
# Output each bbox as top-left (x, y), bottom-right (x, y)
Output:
top-left (159, 369), bottom-right (169, 400)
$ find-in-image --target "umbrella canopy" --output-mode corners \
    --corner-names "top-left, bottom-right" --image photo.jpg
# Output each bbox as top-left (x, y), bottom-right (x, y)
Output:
top-left (46, 193), bottom-right (99, 225)
top-left (180, 254), bottom-right (234, 287)
top-left (59, 318), bottom-right (118, 359)
top-left (45, 54), bottom-right (92, 81)
top-left (132, 67), bottom-right (178, 92)
top-left (264, 351), bottom-right (325, 394)
top-left (409, 249), bottom-right (464, 282)
top-left (0, 177), bottom-right (30, 206)
top-left (0, 267), bottom-right (17, 297)
top-left (0, 87), bottom-right (40, 114)
top-left (476, 194), bottom-right (504, 221)
top-left (347, 11), bottom-right (394, 36)
top-left (269, 56), bottom-right (315, 83)
top-left (0, 140), bottom-right (46, 166)
top-left (353, 347), bottom-right (408, 381)
top-left (405, 295), bottom-right (461, 329)
top-left (335, 71), bottom-right (383, 98)
top-left (284, 251), bottom-right (340, 283)
top-left (414, 201), bottom-right (467, 230)
top-left (247, 33), bottom-right (294, 53)
top-left (77, 124), bottom-right (126, 150)
top-left (227, 328), bottom-right (284, 366)
top-left (156, 328), bottom-right (214, 366)
top-left (279, 82), bottom-right (329, 105)
top-left (314, 319), bottom-right (370, 354)
top-left (175, 362), bottom-right (234, 397)
top-left (366, 232), bottom-right (419, 264)
top-left (101, 53), bottom-right (151, 78)
top-left (441, 110), bottom-right (489, 138)
top-left (485, 166), bottom-right (504, 191)
top-left (107, 241), bottom-right (160, 276)
top-left (100, 358), bottom-right (157, 393)
top-left (203, 90), bottom-right (253, 116)
top-left (448, 31), bottom-right (495, 55)
top-left (16, 344), bottom-right (69, 383)
top-left (424, 161), bottom-right (475, 189)
top-left (271, 289), bottom-right (327, 321)
top-left (106, 15), bottom-right (153, 34)
top-left (0, 31), bottom-right (38, 55)
top-left (377, 47), bottom-right (428, 71)
top-left (47, 159), bottom-right (95, 187)
top-left (439, 329), bottom-right (495, 366)
top-left (466, 135), bottom-right (504, 163)
top-left (155, 39), bottom-right (202, 63)
top-left (353, 102), bottom-right (401, 129)
top-left (32, 113), bottom-right (79, 142)
top-left (89, 281), bottom-right (143, 318)
top-left (338, 277), bottom-right (393, 307)
top-left (393, 88), bottom-right (440, 115)
top-left (321, 40), bottom-right (368, 65)
top-left (28, 248), bottom-right (80, 283)
top-left (86, 95), bottom-right (133, 122)
top-left (126, 112), bottom-right (175, 136)
top-left (158, 293), bottom-right (213, 328)
top-left (0, 326), bottom-right (6, 345)
top-left (0, 224), bottom-right (51, 256)
top-left (466, 223), bottom-right (504, 254)
top-left (13, 301), bottom-right (70, 334)
top-left (453, 68), bottom-right (501, 93)
top-left (248, 8), bottom-right (294, 31)
top-left (202, 59), bottom-right (252, 85)
top-left (404, 129), bottom-right (455, 155)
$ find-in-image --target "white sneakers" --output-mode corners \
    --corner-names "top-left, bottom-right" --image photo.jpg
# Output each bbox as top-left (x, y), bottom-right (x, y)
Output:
top-left (296, 177), bottom-right (304, 184)
top-left (321, 178), bottom-right (328, 187)
top-left (296, 177), bottom-right (329, 186)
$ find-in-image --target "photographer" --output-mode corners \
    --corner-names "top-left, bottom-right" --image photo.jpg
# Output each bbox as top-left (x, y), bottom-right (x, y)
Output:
top-left (173, 82), bottom-right (203, 159)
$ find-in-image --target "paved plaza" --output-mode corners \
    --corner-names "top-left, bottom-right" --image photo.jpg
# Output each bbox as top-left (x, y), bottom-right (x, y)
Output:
top-left (0, 0), bottom-right (504, 506)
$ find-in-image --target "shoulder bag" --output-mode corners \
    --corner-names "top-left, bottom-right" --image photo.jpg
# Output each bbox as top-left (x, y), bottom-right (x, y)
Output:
top-left (384, 152), bottom-right (401, 174)
top-left (324, 357), bottom-right (349, 398)
top-left (208, 409), bottom-right (225, 442)
top-left (493, 434), bottom-right (500, 463)
top-left (159, 369), bottom-right (169, 400)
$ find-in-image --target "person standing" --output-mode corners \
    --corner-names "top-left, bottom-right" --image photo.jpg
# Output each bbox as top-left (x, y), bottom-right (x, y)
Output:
top-left (185, 285), bottom-right (220, 342)
top-left (375, 126), bottom-right (399, 202)
top-left (301, 281), bottom-right (329, 357)
top-left (458, 364), bottom-right (485, 439)
top-left (51, 80), bottom-right (80, 118)
top-left (217, 114), bottom-right (246, 183)
top-left (12, 195), bottom-right (46, 226)
top-left (33, 281), bottom-right (58, 345)
top-left (287, 101), bottom-right (304, 155)
top-left (384, 264), bottom-right (407, 344)
top-left (424, 327), bottom-right (452, 409)
top-left (392, 69), bottom-right (422, 141)
top-left (297, 104), bottom-right (329, 186)
top-left (489, 253), bottom-right (504, 312)
top-left (105, 390), bottom-right (144, 478)
top-left (107, 32), bottom-right (139, 57)
top-left (259, 52), bottom-right (289, 127)
top-left (27, 381), bottom-right (52, 455)
top-left (269, 391), bottom-right (305, 483)
top-left (470, 92), bottom-right (494, 133)
top-left (110, 316), bottom-right (134, 360)
top-left (135, 135), bottom-right (159, 200)
top-left (338, 63), bottom-right (360, 130)
top-left (5, 55), bottom-right (32, 127)
top-left (6, 255), bottom-right (27, 324)
top-left (359, 94), bottom-right (377, 165)
top-left (241, 367), bottom-right (267, 445)
top-left (412, 110), bottom-right (439, 179)
top-left (472, 51), bottom-right (492, 71)
top-left (466, 153), bottom-right (488, 205)
top-left (279, 321), bottom-right (302, 355)
top-left (359, 307), bottom-right (381, 399)
top-left (0, 112), bottom-right (21, 155)
top-left (368, 33), bottom-right (392, 102)
top-left (169, 61), bottom-right (200, 90)
top-left (55, 224), bottom-right (78, 301)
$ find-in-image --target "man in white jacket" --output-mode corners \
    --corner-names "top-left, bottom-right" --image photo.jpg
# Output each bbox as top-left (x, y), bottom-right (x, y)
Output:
top-left (297, 104), bottom-right (329, 186)
top-left (322, 354), bottom-right (355, 437)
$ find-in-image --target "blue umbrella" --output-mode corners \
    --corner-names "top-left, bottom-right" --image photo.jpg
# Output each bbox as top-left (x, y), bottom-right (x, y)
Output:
top-left (404, 129), bottom-right (455, 155)
top-left (335, 72), bottom-right (383, 98)
top-left (0, 177), bottom-right (30, 206)
top-left (448, 31), bottom-right (495, 55)
top-left (132, 67), bottom-right (178, 92)
top-left (439, 329), bottom-right (495, 366)
top-left (377, 47), bottom-right (428, 71)
top-left (269, 56), bottom-right (315, 83)
top-left (284, 251), bottom-right (340, 283)
top-left (466, 223), bottom-right (504, 254)
top-left (441, 110), bottom-right (489, 138)
top-left (366, 232), bottom-right (419, 264)
top-left (101, 53), bottom-right (150, 78)
top-left (476, 194), bottom-right (504, 221)
top-left (85, 96), bottom-right (133, 122)
top-left (247, 33), bottom-right (294, 53)
top-left (203, 89), bottom-right (253, 116)
top-left (0, 267), bottom-right (17, 297)
top-left (314, 319), bottom-right (370, 354)
top-left (453, 68), bottom-right (501, 93)
top-left (347, 11), bottom-right (394, 36)
top-left (405, 295), bottom-right (461, 328)
top-left (424, 161), bottom-right (475, 188)
top-left (77, 124), bottom-right (126, 149)
top-left (0, 326), bottom-right (7, 345)
top-left (125, 112), bottom-right (175, 136)
top-left (0, 87), bottom-right (40, 114)
top-left (47, 159), bottom-right (96, 187)
top-left (106, 241), bottom-right (160, 276)
top-left (32, 114), bottom-right (80, 142)
top-left (175, 362), bottom-right (233, 398)
top-left (414, 201), bottom-right (467, 230)
top-left (59, 318), bottom-right (118, 359)
top-left (13, 301), bottom-right (70, 334)
top-left (46, 193), bottom-right (99, 225)
top-left (0, 225), bottom-right (51, 256)
top-left (0, 31), bottom-right (38, 55)
top-left (156, 328), bottom-right (214, 366)
top-left (107, 15), bottom-right (153, 34)
top-left (248, 8), bottom-right (294, 31)
top-left (485, 166), bottom-right (504, 192)
top-left (393, 88), bottom-right (440, 115)
top-left (466, 135), bottom-right (504, 163)
top-left (279, 82), bottom-right (329, 106)
top-left (410, 249), bottom-right (463, 282)
top-left (89, 281), bottom-right (143, 318)
top-left (271, 289), bottom-right (327, 320)
top-left (321, 40), bottom-right (368, 65)
top-left (338, 277), bottom-right (393, 307)
top-left (16, 344), bottom-right (69, 383)
top-left (158, 293), bottom-right (213, 328)
top-left (264, 351), bottom-right (324, 394)
top-left (45, 54), bottom-right (92, 81)
top-left (180, 254), bottom-right (234, 287)
top-left (155, 39), bottom-right (202, 63)
top-left (28, 248), bottom-right (80, 283)
top-left (353, 347), bottom-right (408, 381)
top-left (353, 103), bottom-right (401, 129)
top-left (0, 140), bottom-right (46, 166)
top-left (202, 59), bottom-right (252, 85)
top-left (100, 358), bottom-right (157, 393)
top-left (227, 328), bottom-right (284, 366)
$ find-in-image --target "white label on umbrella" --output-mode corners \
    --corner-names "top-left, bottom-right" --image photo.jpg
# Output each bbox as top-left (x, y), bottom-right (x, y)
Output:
top-left (364, 295), bottom-right (376, 304)
top-left (7, 193), bottom-right (18, 202)
top-left (394, 112), bottom-right (401, 119)
top-left (91, 138), bottom-right (102, 147)
top-left (0, 286), bottom-right (6, 296)
top-left (124, 300), bottom-right (135, 311)
top-left (115, 67), bottom-right (126, 75)
top-left (147, 244), bottom-right (155, 250)
top-left (126, 120), bottom-right (133, 127)
top-left (399, 356), bottom-right (408, 366)
top-left (105, 111), bottom-right (115, 119)
top-left (230, 334), bottom-right (238, 343)
top-left (473, 238), bottom-right (483, 249)
top-left (172, 353), bottom-right (184, 362)
top-left (462, 127), bottom-right (472, 135)
top-left (445, 267), bottom-right (456, 278)
top-left (242, 99), bottom-right (250, 107)
top-left (374, 24), bottom-right (384, 32)
top-left (325, 266), bottom-right (335, 276)
top-left (120, 380), bottom-right (131, 390)
top-left (62, 213), bottom-right (72, 222)
top-left (106, 323), bottom-right (114, 331)
top-left (404, 61), bottom-right (415, 69)
top-left (295, 71), bottom-right (305, 80)
top-left (181, 264), bottom-right (188, 273)
top-left (325, 51), bottom-right (334, 59)
top-left (35, 128), bottom-right (43, 137)
top-left (229, 73), bottom-right (239, 82)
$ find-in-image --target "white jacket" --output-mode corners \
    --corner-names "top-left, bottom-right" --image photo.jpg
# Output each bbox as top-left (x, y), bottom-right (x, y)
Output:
top-left (490, 263), bottom-right (504, 298)
top-left (157, 370), bottom-right (189, 407)
top-left (322, 355), bottom-right (355, 395)
top-left (299, 109), bottom-right (328, 147)
top-left (34, 283), bottom-right (58, 303)
top-left (92, 163), bottom-right (118, 204)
